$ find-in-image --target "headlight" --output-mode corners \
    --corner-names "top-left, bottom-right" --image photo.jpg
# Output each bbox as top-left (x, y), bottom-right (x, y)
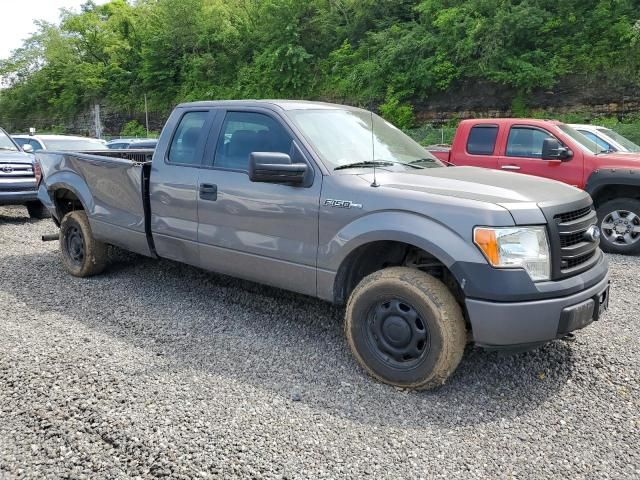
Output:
top-left (473, 226), bottom-right (550, 281)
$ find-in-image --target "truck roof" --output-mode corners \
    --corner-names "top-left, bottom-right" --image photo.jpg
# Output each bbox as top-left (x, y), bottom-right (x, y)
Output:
top-left (177, 99), bottom-right (366, 112)
top-left (459, 118), bottom-right (564, 126)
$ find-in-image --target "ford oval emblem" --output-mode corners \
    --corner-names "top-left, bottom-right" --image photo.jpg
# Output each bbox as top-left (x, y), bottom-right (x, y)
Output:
top-left (584, 225), bottom-right (601, 243)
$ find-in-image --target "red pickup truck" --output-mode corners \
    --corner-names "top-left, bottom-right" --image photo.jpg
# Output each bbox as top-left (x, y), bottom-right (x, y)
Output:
top-left (429, 118), bottom-right (640, 254)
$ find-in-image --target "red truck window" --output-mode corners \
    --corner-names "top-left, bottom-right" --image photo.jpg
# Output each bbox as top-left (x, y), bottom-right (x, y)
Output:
top-left (466, 125), bottom-right (498, 155)
top-left (506, 127), bottom-right (555, 158)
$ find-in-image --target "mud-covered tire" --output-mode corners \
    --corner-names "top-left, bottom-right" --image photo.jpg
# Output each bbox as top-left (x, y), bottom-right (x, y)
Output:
top-left (59, 211), bottom-right (108, 277)
top-left (25, 201), bottom-right (50, 219)
top-left (345, 267), bottom-right (466, 390)
top-left (597, 198), bottom-right (640, 255)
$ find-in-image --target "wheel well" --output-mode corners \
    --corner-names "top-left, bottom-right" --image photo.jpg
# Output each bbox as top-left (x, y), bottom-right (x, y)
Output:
top-left (333, 241), bottom-right (463, 307)
top-left (54, 188), bottom-right (85, 218)
top-left (592, 185), bottom-right (640, 208)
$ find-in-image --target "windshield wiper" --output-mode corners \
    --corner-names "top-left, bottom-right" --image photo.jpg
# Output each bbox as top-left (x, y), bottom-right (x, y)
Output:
top-left (409, 157), bottom-right (452, 167)
top-left (334, 160), bottom-right (423, 171)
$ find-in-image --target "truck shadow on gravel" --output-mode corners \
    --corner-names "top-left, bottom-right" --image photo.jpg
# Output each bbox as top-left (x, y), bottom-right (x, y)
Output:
top-left (4, 249), bottom-right (576, 429)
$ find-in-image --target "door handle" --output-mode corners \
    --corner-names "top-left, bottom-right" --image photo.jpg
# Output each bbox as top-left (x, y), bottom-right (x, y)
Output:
top-left (501, 165), bottom-right (521, 171)
top-left (199, 183), bottom-right (217, 201)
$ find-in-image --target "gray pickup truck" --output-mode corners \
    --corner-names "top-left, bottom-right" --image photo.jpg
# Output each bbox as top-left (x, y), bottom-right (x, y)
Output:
top-left (37, 100), bottom-right (610, 389)
top-left (0, 127), bottom-right (49, 218)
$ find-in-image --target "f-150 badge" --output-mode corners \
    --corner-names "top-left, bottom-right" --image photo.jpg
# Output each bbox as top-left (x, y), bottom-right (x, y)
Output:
top-left (324, 199), bottom-right (363, 209)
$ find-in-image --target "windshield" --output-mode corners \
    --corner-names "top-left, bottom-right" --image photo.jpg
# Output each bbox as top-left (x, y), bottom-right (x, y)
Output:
top-left (0, 129), bottom-right (19, 151)
top-left (286, 109), bottom-right (443, 170)
top-left (44, 138), bottom-right (108, 151)
top-left (557, 124), bottom-right (607, 154)
top-left (598, 128), bottom-right (640, 152)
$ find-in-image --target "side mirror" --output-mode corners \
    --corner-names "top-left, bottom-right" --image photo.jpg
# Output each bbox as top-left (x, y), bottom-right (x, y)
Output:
top-left (22, 144), bottom-right (34, 153)
top-left (249, 152), bottom-right (307, 185)
top-left (542, 138), bottom-right (572, 161)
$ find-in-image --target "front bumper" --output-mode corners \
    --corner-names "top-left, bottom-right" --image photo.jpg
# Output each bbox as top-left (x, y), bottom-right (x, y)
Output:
top-left (465, 256), bottom-right (610, 348)
top-left (0, 189), bottom-right (39, 205)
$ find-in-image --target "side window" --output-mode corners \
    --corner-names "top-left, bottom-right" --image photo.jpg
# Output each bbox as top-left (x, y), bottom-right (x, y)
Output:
top-left (14, 138), bottom-right (27, 148)
top-left (214, 112), bottom-right (292, 171)
top-left (506, 127), bottom-right (555, 158)
top-left (30, 140), bottom-right (43, 151)
top-left (578, 131), bottom-right (612, 151)
top-left (168, 111), bottom-right (209, 165)
top-left (466, 125), bottom-right (498, 155)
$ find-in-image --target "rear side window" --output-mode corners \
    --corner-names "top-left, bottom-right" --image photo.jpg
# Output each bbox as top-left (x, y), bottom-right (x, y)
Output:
top-left (466, 126), bottom-right (498, 155)
top-left (168, 111), bottom-right (209, 165)
top-left (506, 127), bottom-right (554, 158)
top-left (214, 112), bottom-right (292, 171)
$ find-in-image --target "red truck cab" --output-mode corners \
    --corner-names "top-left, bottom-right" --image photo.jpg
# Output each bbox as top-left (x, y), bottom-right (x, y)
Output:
top-left (430, 119), bottom-right (640, 254)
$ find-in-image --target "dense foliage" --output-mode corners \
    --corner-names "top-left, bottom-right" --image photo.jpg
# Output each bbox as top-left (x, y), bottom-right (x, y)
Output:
top-left (1, 0), bottom-right (639, 133)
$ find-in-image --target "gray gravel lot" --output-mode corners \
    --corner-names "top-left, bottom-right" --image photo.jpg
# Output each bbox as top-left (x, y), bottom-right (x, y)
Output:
top-left (0, 205), bottom-right (638, 479)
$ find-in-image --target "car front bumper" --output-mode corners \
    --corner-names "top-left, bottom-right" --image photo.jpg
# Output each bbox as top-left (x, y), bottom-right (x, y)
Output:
top-left (0, 189), bottom-right (39, 205)
top-left (465, 255), bottom-right (610, 348)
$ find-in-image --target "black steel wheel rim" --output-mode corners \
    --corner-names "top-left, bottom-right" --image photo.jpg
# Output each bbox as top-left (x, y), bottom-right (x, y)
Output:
top-left (65, 225), bottom-right (85, 266)
top-left (366, 298), bottom-right (431, 369)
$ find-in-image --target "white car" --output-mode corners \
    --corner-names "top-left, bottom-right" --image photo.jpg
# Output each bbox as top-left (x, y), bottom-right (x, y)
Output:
top-left (570, 124), bottom-right (640, 153)
top-left (11, 134), bottom-right (108, 152)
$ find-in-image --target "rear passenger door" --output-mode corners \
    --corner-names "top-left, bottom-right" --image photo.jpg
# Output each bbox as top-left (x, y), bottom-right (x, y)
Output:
top-left (452, 124), bottom-right (499, 169)
top-left (196, 108), bottom-right (321, 296)
top-left (149, 108), bottom-right (216, 265)
top-left (496, 125), bottom-right (582, 186)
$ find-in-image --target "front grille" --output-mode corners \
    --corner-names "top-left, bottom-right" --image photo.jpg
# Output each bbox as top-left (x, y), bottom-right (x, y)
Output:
top-left (565, 250), bottom-right (597, 269)
top-left (553, 206), bottom-right (599, 275)
top-left (559, 231), bottom-right (587, 248)
top-left (555, 206), bottom-right (592, 224)
top-left (0, 163), bottom-right (34, 178)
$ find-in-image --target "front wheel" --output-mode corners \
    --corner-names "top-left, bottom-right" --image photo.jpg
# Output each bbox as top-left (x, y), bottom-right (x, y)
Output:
top-left (345, 267), bottom-right (466, 390)
top-left (25, 201), bottom-right (50, 219)
top-left (59, 210), bottom-right (108, 277)
top-left (597, 198), bottom-right (640, 255)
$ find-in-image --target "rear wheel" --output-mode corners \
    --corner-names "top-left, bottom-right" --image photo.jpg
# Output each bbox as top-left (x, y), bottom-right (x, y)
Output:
top-left (345, 267), bottom-right (466, 390)
top-left (25, 201), bottom-right (50, 219)
top-left (59, 211), bottom-right (108, 277)
top-left (597, 198), bottom-right (640, 255)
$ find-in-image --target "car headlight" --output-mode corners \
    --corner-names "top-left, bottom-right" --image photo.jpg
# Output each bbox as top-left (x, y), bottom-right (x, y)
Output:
top-left (473, 226), bottom-right (550, 281)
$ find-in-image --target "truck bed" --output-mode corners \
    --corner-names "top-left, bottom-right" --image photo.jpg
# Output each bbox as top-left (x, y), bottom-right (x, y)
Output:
top-left (38, 150), bottom-right (154, 256)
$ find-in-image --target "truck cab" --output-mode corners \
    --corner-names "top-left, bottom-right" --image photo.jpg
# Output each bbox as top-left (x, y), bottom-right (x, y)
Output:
top-left (431, 118), bottom-right (640, 254)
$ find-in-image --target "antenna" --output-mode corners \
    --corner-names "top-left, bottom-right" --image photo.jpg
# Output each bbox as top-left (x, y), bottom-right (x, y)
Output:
top-left (370, 110), bottom-right (379, 187)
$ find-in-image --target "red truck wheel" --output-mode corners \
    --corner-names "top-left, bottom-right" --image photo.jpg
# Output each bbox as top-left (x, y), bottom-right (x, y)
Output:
top-left (597, 199), bottom-right (640, 255)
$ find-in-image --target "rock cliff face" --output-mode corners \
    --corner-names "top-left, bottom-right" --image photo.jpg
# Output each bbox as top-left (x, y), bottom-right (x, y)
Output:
top-left (414, 76), bottom-right (640, 123)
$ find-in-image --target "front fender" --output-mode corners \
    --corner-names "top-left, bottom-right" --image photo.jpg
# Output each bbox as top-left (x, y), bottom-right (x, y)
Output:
top-left (585, 168), bottom-right (640, 198)
top-left (316, 210), bottom-right (487, 301)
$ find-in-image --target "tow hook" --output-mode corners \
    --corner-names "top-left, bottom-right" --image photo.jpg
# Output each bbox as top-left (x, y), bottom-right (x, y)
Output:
top-left (42, 233), bottom-right (60, 242)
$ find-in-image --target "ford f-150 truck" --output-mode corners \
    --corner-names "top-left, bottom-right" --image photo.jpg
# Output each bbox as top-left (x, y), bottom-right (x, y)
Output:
top-left (428, 118), bottom-right (640, 255)
top-left (0, 126), bottom-right (49, 218)
top-left (36, 101), bottom-right (610, 389)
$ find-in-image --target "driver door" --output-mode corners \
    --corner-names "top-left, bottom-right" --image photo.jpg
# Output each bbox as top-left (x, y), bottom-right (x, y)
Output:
top-left (196, 108), bottom-right (322, 296)
top-left (496, 125), bottom-right (583, 187)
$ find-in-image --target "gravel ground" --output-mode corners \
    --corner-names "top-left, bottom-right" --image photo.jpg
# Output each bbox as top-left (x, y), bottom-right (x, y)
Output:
top-left (0, 205), bottom-right (638, 479)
